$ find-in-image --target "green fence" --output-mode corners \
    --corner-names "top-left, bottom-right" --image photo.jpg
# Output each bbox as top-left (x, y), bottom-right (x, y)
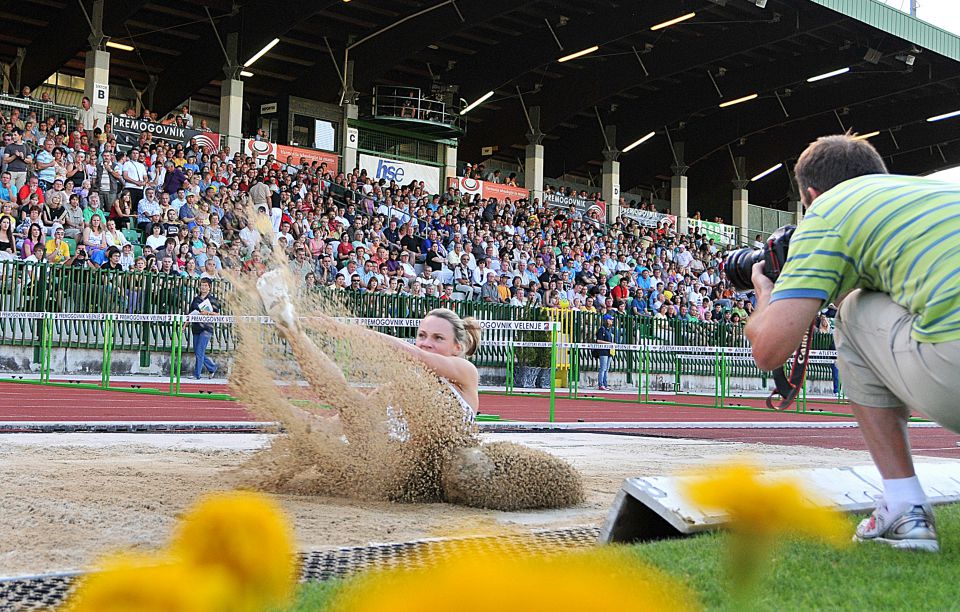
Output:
top-left (0, 260), bottom-right (835, 381)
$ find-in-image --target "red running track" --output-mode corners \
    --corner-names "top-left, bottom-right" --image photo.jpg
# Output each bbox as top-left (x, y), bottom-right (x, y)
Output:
top-left (0, 382), bottom-right (248, 421)
top-left (483, 392), bottom-right (858, 422)
top-left (0, 382), bottom-right (958, 458)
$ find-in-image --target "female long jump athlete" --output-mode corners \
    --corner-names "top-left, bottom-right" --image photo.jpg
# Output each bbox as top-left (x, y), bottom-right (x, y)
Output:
top-left (251, 269), bottom-right (583, 510)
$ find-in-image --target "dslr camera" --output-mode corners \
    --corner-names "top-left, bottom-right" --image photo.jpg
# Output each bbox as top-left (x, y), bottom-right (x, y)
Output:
top-left (723, 225), bottom-right (796, 291)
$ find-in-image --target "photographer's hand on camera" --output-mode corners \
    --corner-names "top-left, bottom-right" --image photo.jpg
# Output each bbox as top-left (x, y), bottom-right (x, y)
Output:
top-left (749, 260), bottom-right (775, 310)
top-left (744, 271), bottom-right (822, 372)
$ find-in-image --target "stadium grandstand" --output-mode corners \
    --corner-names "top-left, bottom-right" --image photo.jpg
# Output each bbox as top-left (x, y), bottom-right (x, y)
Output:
top-left (0, 0), bottom-right (960, 336)
top-left (0, 0), bottom-right (957, 373)
top-left (4, 2), bottom-right (960, 608)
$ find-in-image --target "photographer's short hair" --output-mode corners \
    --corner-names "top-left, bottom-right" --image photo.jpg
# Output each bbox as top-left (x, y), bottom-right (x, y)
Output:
top-left (794, 133), bottom-right (888, 197)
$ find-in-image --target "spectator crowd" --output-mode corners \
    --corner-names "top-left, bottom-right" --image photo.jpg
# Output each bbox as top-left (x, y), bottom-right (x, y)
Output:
top-left (0, 96), bottom-right (756, 329)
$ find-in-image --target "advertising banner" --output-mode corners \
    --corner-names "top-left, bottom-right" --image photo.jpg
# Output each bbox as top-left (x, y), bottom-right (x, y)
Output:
top-left (621, 208), bottom-right (677, 229)
top-left (688, 218), bottom-right (737, 245)
top-left (543, 191), bottom-right (606, 220)
top-left (446, 176), bottom-right (529, 201)
top-left (243, 139), bottom-right (339, 175)
top-left (110, 116), bottom-right (222, 152)
top-left (189, 132), bottom-right (220, 154)
top-left (359, 153), bottom-right (440, 194)
top-left (620, 207), bottom-right (677, 228)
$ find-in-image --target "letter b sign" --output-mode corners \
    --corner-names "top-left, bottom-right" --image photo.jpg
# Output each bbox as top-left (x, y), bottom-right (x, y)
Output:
top-left (94, 82), bottom-right (109, 104)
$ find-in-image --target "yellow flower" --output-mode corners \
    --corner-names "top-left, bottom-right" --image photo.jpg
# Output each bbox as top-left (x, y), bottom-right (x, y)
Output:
top-left (682, 461), bottom-right (848, 546)
top-left (682, 461), bottom-right (849, 597)
top-left (328, 544), bottom-right (699, 612)
top-left (60, 553), bottom-right (234, 612)
top-left (170, 491), bottom-right (297, 611)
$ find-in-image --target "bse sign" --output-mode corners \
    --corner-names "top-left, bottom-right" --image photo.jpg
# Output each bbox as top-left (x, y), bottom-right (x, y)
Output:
top-left (358, 153), bottom-right (440, 194)
top-left (375, 158), bottom-right (404, 182)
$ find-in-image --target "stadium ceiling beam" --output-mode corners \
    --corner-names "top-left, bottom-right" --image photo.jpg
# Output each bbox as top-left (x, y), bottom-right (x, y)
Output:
top-left (742, 114), bottom-right (960, 177)
top-left (442, 1), bottom-right (665, 94)
top-left (150, 0), bottom-right (334, 115)
top-left (348, 0), bottom-right (541, 94)
top-left (540, 42), bottom-right (881, 178)
top-left (702, 115), bottom-right (960, 206)
top-left (20, 0), bottom-right (150, 90)
top-left (288, 0), bottom-right (541, 101)
top-left (883, 129), bottom-right (960, 176)
top-left (461, 8), bottom-right (812, 159)
top-left (680, 68), bottom-right (960, 173)
top-left (616, 80), bottom-right (960, 205)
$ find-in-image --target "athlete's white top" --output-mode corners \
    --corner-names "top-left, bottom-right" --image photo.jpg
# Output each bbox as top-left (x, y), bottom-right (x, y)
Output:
top-left (387, 377), bottom-right (475, 442)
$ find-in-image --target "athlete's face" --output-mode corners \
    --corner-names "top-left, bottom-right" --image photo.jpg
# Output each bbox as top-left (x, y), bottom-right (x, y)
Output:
top-left (416, 316), bottom-right (460, 357)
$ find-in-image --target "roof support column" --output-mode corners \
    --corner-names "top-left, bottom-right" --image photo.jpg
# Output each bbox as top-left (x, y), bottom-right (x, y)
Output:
top-left (601, 125), bottom-right (620, 225)
top-left (13, 47), bottom-right (25, 94)
top-left (670, 141), bottom-right (689, 233)
top-left (732, 158), bottom-right (750, 245)
top-left (144, 75), bottom-right (158, 112)
top-left (786, 162), bottom-right (804, 224)
top-left (444, 143), bottom-right (457, 184)
top-left (341, 60), bottom-right (358, 172)
top-left (83, 0), bottom-right (110, 133)
top-left (524, 106), bottom-right (544, 203)
top-left (219, 32), bottom-right (243, 156)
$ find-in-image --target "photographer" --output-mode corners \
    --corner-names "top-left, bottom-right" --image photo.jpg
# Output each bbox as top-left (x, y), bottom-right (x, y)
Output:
top-left (745, 134), bottom-right (960, 552)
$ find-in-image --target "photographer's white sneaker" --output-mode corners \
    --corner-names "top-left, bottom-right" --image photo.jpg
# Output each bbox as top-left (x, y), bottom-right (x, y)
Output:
top-left (854, 498), bottom-right (939, 552)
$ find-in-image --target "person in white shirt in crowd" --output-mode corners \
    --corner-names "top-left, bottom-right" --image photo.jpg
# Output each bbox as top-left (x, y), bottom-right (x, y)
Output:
top-left (136, 187), bottom-right (162, 234)
top-left (398, 251), bottom-right (417, 283)
top-left (170, 188), bottom-right (188, 214)
top-left (144, 222), bottom-right (167, 251)
top-left (122, 148), bottom-right (149, 205)
top-left (76, 96), bottom-right (98, 143)
top-left (338, 259), bottom-right (360, 283)
top-left (675, 243), bottom-right (694, 268)
top-left (179, 105), bottom-right (194, 128)
top-left (238, 218), bottom-right (260, 256)
top-left (698, 266), bottom-right (721, 287)
top-left (471, 258), bottom-right (492, 287)
top-left (119, 243), bottom-right (135, 270)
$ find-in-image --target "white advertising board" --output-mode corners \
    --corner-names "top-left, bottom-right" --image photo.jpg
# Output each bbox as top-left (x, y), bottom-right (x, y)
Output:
top-left (359, 153), bottom-right (441, 194)
top-left (601, 462), bottom-right (960, 543)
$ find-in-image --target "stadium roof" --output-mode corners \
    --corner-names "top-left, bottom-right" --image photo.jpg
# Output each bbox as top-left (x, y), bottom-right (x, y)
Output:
top-left (5, 0), bottom-right (960, 212)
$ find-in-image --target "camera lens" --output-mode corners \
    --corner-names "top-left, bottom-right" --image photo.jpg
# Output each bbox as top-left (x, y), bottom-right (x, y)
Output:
top-left (723, 247), bottom-right (763, 291)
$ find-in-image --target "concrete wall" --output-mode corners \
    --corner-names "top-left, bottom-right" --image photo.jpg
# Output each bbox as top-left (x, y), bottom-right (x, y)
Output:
top-left (0, 346), bottom-right (172, 376)
top-left (0, 349), bottom-right (836, 396)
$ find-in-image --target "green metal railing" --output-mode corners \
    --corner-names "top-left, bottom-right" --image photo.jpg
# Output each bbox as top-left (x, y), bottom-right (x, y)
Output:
top-left (0, 260), bottom-right (835, 381)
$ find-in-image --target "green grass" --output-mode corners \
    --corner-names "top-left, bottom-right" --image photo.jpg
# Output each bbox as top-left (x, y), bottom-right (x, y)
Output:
top-left (288, 503), bottom-right (960, 611)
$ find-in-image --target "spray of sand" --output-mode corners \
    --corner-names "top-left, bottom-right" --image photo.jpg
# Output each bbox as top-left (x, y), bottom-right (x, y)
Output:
top-left (225, 207), bottom-right (583, 510)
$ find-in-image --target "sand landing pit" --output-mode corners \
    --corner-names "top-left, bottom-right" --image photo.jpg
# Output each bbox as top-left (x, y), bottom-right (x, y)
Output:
top-left (227, 269), bottom-right (584, 510)
top-left (0, 431), bottom-right (916, 577)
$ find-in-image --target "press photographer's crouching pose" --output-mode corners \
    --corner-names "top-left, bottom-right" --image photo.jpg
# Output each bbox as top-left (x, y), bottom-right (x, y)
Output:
top-left (746, 134), bottom-right (960, 552)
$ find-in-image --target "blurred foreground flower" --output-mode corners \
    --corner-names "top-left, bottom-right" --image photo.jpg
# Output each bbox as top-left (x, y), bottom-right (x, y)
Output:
top-left (171, 490), bottom-right (297, 610)
top-left (60, 553), bottom-right (234, 612)
top-left (61, 491), bottom-right (296, 612)
top-left (328, 544), bottom-right (699, 612)
top-left (682, 461), bottom-right (848, 594)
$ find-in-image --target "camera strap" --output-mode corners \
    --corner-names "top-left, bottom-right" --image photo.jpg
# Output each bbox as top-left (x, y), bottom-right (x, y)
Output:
top-left (765, 317), bottom-right (816, 410)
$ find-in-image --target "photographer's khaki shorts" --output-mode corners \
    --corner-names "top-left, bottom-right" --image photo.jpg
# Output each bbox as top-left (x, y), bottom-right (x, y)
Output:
top-left (834, 289), bottom-right (960, 434)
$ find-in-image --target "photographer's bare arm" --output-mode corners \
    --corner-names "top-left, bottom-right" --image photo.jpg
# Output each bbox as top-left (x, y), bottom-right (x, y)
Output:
top-left (744, 262), bottom-right (821, 371)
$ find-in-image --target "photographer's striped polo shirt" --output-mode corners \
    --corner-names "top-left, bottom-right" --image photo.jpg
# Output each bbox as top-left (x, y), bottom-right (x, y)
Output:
top-left (771, 174), bottom-right (960, 343)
